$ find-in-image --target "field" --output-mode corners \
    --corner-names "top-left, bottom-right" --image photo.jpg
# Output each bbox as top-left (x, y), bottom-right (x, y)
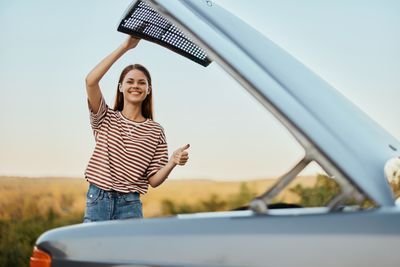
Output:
top-left (0, 176), bottom-right (318, 220)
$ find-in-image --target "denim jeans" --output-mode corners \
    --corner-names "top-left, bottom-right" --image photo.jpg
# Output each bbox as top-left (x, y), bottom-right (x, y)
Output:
top-left (83, 183), bottom-right (143, 223)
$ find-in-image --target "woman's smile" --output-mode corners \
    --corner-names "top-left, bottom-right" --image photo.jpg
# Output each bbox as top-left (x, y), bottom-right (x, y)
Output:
top-left (128, 90), bottom-right (143, 95)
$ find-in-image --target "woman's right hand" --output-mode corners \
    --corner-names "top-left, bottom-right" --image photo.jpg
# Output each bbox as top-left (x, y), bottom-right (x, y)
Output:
top-left (123, 35), bottom-right (141, 50)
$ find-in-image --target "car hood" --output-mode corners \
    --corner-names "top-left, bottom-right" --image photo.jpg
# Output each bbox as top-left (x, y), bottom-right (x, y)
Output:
top-left (140, 0), bottom-right (400, 206)
top-left (35, 209), bottom-right (400, 266)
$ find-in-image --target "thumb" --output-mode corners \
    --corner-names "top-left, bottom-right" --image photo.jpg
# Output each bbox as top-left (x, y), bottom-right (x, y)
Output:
top-left (180, 144), bottom-right (190, 151)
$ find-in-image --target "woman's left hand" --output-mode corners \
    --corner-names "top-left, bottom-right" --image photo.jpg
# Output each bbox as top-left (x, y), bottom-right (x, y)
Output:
top-left (170, 144), bottom-right (190, 166)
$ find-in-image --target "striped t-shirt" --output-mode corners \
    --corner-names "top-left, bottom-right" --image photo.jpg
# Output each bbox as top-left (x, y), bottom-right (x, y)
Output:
top-left (84, 95), bottom-right (169, 194)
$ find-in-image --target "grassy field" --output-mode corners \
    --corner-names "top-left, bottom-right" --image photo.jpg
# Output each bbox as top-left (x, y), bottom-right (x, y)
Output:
top-left (0, 176), bottom-right (317, 219)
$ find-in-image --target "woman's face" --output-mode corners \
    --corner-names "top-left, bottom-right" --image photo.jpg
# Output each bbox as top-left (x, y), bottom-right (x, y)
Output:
top-left (120, 69), bottom-right (150, 104)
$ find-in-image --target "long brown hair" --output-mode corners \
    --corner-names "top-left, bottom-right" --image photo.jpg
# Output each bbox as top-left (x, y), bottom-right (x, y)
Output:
top-left (113, 64), bottom-right (154, 120)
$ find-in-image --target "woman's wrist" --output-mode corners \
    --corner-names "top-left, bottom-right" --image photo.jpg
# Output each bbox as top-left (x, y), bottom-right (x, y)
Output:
top-left (119, 43), bottom-right (131, 53)
top-left (167, 160), bottom-right (177, 168)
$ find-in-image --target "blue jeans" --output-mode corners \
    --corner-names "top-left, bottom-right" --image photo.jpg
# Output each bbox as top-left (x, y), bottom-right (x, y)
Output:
top-left (83, 183), bottom-right (143, 223)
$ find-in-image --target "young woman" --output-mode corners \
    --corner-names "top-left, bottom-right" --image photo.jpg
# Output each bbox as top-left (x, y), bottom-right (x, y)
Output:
top-left (83, 36), bottom-right (189, 222)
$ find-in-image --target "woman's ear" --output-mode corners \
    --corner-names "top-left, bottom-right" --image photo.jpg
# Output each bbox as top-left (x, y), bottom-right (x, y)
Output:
top-left (118, 83), bottom-right (123, 92)
top-left (147, 86), bottom-right (151, 95)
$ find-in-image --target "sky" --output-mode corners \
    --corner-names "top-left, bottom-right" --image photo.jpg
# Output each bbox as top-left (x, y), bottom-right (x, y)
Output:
top-left (0, 0), bottom-right (399, 181)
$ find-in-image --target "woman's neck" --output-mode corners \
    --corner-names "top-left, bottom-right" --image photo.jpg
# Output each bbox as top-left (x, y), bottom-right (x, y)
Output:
top-left (121, 103), bottom-right (146, 122)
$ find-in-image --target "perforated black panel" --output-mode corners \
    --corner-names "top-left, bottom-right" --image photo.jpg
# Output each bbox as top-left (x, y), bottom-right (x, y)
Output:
top-left (118, 1), bottom-right (212, 67)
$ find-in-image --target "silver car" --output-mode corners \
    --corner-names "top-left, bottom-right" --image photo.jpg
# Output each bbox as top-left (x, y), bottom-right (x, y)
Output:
top-left (30, 1), bottom-right (400, 266)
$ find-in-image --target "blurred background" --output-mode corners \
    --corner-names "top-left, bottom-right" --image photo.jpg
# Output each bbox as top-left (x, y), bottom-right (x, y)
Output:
top-left (1, 0), bottom-right (400, 266)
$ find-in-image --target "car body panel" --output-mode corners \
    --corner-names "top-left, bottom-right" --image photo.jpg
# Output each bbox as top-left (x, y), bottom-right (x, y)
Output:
top-left (37, 208), bottom-right (400, 267)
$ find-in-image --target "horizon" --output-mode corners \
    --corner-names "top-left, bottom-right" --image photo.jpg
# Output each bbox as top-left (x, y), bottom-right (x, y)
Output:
top-left (0, 174), bottom-right (321, 182)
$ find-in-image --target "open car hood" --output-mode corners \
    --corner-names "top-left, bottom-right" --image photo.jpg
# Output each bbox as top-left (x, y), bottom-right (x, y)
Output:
top-left (119, 0), bottom-right (400, 206)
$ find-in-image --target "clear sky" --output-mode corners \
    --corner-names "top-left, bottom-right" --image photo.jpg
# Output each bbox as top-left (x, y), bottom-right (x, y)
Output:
top-left (1, 0), bottom-right (399, 180)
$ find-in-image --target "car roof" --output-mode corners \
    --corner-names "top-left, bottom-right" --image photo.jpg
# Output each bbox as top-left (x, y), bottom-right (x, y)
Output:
top-left (141, 0), bottom-right (399, 206)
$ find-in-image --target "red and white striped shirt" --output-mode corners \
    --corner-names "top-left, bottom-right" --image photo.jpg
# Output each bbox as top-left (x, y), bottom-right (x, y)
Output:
top-left (84, 96), bottom-right (169, 194)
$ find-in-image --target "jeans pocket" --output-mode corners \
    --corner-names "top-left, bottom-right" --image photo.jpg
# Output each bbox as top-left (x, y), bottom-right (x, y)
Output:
top-left (120, 193), bottom-right (143, 219)
top-left (86, 184), bottom-right (102, 206)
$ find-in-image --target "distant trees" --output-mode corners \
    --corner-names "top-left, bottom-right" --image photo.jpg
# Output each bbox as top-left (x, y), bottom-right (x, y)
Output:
top-left (161, 182), bottom-right (257, 215)
top-left (290, 174), bottom-right (340, 207)
top-left (160, 174), bottom-right (392, 216)
top-left (290, 174), bottom-right (380, 208)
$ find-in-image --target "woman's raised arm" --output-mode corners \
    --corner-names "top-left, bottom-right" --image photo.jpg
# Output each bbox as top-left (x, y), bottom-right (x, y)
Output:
top-left (85, 36), bottom-right (140, 113)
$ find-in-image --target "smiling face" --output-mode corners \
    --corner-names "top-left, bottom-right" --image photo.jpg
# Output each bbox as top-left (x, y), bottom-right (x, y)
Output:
top-left (113, 64), bottom-right (154, 119)
top-left (120, 69), bottom-right (151, 105)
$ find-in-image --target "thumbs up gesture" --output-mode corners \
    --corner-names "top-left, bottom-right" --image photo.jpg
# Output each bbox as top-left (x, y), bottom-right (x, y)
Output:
top-left (170, 144), bottom-right (190, 166)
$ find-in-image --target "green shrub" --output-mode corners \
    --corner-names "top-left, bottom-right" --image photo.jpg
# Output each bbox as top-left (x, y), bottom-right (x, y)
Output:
top-left (290, 174), bottom-right (340, 207)
top-left (161, 182), bottom-right (257, 215)
top-left (0, 209), bottom-right (82, 267)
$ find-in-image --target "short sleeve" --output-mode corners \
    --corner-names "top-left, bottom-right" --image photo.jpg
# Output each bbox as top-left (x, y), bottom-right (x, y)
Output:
top-left (87, 95), bottom-right (108, 130)
top-left (145, 128), bottom-right (169, 178)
